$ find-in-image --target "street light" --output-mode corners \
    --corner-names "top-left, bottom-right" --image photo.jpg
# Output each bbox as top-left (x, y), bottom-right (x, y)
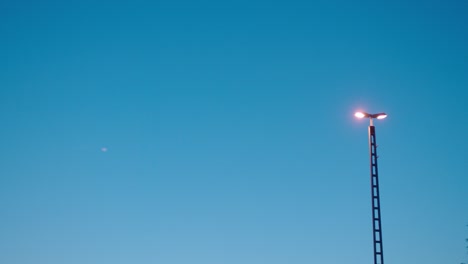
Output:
top-left (355, 111), bottom-right (387, 122)
top-left (355, 111), bottom-right (387, 264)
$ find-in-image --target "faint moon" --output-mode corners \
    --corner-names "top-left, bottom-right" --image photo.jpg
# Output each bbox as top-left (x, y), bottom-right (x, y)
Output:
top-left (101, 147), bottom-right (108, 152)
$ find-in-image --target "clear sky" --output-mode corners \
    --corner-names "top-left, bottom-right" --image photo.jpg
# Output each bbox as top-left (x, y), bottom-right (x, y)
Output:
top-left (1, 0), bottom-right (467, 263)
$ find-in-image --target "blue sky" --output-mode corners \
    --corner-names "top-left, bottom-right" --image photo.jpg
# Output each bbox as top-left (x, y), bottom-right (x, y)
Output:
top-left (1, 0), bottom-right (467, 263)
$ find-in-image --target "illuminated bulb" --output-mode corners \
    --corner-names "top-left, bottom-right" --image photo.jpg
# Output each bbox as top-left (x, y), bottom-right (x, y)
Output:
top-left (355, 112), bottom-right (366, 118)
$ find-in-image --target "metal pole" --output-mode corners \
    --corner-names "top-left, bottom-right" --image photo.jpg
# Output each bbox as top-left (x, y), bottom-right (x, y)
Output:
top-left (369, 123), bottom-right (384, 264)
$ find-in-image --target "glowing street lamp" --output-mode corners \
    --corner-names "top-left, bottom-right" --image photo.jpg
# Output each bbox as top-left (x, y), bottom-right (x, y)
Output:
top-left (355, 111), bottom-right (388, 264)
top-left (355, 111), bottom-right (387, 124)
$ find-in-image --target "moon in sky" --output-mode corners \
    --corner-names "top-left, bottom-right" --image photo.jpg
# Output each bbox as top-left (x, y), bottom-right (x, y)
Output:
top-left (101, 147), bottom-right (108, 152)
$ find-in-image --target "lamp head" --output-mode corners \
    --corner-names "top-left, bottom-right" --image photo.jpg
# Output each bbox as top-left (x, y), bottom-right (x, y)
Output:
top-left (354, 112), bottom-right (368, 118)
top-left (354, 111), bottom-right (388, 122)
top-left (376, 113), bottom-right (387, 119)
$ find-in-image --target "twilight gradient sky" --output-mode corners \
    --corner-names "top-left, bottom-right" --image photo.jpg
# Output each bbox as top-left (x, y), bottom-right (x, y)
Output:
top-left (1, 0), bottom-right (468, 263)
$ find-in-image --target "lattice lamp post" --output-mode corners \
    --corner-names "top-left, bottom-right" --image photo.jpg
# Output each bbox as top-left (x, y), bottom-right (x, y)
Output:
top-left (355, 111), bottom-right (388, 264)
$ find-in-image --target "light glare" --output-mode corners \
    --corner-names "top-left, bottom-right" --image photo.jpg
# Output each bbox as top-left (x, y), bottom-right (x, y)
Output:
top-left (376, 114), bottom-right (387, 119)
top-left (355, 112), bottom-right (366, 118)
